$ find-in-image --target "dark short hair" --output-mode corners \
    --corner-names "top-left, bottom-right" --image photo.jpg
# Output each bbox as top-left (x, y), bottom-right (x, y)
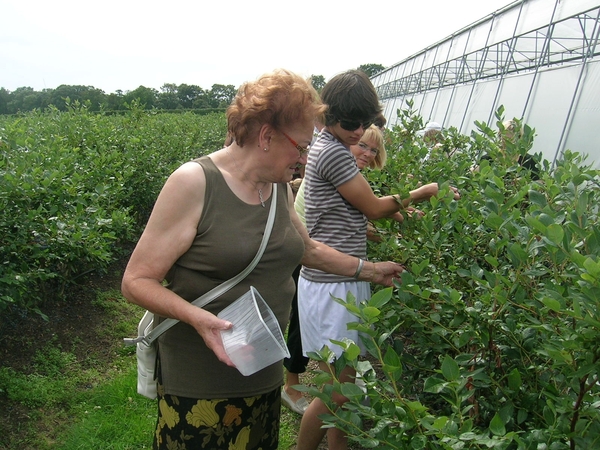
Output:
top-left (321, 70), bottom-right (381, 127)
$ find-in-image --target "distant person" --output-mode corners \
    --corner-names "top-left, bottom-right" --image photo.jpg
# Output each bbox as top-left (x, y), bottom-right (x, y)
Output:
top-left (478, 119), bottom-right (541, 180)
top-left (421, 121), bottom-right (445, 161)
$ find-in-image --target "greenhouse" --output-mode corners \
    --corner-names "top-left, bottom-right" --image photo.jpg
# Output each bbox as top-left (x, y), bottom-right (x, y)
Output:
top-left (371, 0), bottom-right (600, 167)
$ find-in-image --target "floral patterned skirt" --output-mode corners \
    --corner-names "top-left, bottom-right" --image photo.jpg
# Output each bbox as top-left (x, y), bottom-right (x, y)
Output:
top-left (153, 359), bottom-right (281, 450)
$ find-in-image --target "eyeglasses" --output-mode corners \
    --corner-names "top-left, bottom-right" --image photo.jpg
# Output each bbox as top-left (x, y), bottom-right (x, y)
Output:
top-left (338, 118), bottom-right (374, 131)
top-left (282, 132), bottom-right (310, 157)
top-left (358, 141), bottom-right (379, 155)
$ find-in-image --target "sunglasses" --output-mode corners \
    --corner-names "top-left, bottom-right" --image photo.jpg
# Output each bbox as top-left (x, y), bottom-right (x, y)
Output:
top-left (281, 132), bottom-right (310, 157)
top-left (338, 118), bottom-right (374, 131)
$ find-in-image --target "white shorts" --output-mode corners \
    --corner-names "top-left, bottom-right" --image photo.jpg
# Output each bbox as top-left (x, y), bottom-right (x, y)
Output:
top-left (298, 277), bottom-right (371, 359)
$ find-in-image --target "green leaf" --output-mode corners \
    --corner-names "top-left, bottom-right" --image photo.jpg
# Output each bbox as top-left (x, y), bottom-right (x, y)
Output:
top-left (527, 190), bottom-right (547, 207)
top-left (583, 257), bottom-right (600, 279)
top-left (507, 368), bottom-right (522, 391)
top-left (484, 255), bottom-right (499, 268)
top-left (339, 382), bottom-right (365, 398)
top-left (423, 376), bottom-right (446, 393)
top-left (542, 297), bottom-right (562, 312)
top-left (508, 243), bottom-right (528, 266)
top-left (368, 287), bottom-right (392, 308)
top-left (410, 258), bottom-right (429, 276)
top-left (525, 215), bottom-right (547, 234)
top-left (545, 224), bottom-right (564, 245)
top-left (361, 306), bottom-right (381, 320)
top-left (441, 355), bottom-right (459, 381)
top-left (383, 348), bottom-right (401, 368)
top-left (489, 412), bottom-right (506, 436)
top-left (432, 416), bottom-right (448, 430)
top-left (344, 342), bottom-right (361, 361)
top-left (410, 435), bottom-right (427, 449)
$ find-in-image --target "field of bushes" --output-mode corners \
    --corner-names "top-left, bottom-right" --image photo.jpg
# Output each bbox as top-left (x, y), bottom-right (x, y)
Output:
top-left (0, 103), bottom-right (226, 315)
top-left (1, 103), bottom-right (599, 449)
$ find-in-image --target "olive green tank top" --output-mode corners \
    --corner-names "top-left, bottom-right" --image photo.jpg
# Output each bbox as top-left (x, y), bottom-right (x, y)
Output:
top-left (158, 156), bottom-right (304, 398)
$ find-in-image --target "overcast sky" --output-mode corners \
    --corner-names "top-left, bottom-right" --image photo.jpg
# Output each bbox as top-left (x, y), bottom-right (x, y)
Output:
top-left (1, 0), bottom-right (513, 94)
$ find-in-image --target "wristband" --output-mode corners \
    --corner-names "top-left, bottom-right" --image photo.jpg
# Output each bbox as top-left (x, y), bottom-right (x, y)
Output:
top-left (353, 258), bottom-right (365, 279)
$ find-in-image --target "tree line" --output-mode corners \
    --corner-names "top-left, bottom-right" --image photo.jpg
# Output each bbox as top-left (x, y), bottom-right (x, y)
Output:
top-left (0, 64), bottom-right (386, 115)
top-left (0, 82), bottom-right (238, 115)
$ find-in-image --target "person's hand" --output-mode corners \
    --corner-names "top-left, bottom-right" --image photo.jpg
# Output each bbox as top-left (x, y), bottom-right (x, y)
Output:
top-left (190, 309), bottom-right (235, 367)
top-left (367, 222), bottom-right (383, 242)
top-left (371, 261), bottom-right (405, 286)
top-left (411, 182), bottom-right (439, 202)
top-left (390, 211), bottom-right (404, 223)
top-left (449, 186), bottom-right (461, 200)
top-left (405, 206), bottom-right (425, 219)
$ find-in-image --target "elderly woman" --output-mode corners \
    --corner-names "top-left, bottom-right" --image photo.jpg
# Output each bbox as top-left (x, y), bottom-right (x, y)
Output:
top-left (296, 70), bottom-right (459, 450)
top-left (121, 69), bottom-right (404, 450)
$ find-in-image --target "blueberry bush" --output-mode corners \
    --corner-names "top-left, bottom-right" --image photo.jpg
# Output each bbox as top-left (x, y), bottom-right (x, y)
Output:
top-left (307, 106), bottom-right (600, 449)
top-left (0, 103), bottom-right (226, 313)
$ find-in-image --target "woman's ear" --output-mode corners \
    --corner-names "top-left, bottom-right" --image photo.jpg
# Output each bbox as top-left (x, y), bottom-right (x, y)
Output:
top-left (258, 124), bottom-right (274, 151)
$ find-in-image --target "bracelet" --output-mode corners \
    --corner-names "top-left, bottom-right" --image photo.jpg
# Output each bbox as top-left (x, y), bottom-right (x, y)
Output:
top-left (353, 258), bottom-right (365, 279)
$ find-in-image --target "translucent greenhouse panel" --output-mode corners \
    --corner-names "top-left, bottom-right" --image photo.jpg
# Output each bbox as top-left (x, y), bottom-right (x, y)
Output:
top-left (419, 91), bottom-right (439, 121)
top-left (445, 32), bottom-right (472, 61)
top-left (383, 99), bottom-right (403, 126)
top-left (493, 73), bottom-right (535, 122)
top-left (439, 87), bottom-right (470, 127)
top-left (436, 87), bottom-right (464, 127)
top-left (524, 65), bottom-right (582, 163)
top-left (421, 47), bottom-right (439, 70)
top-left (462, 16), bottom-right (499, 55)
top-left (562, 60), bottom-right (600, 167)
top-left (437, 39), bottom-right (454, 60)
top-left (554, 0), bottom-right (600, 21)
top-left (487, 3), bottom-right (524, 45)
top-left (461, 81), bottom-right (504, 131)
top-left (513, 0), bottom-right (557, 36)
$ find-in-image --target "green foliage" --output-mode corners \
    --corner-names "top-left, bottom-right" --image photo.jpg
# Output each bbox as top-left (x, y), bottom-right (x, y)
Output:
top-left (358, 64), bottom-right (387, 77)
top-left (0, 82), bottom-right (236, 114)
top-left (0, 105), bottom-right (227, 313)
top-left (313, 108), bottom-right (600, 449)
top-left (310, 75), bottom-right (326, 92)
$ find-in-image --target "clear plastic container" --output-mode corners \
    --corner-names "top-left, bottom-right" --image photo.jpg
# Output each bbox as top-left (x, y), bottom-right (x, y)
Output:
top-left (218, 286), bottom-right (290, 376)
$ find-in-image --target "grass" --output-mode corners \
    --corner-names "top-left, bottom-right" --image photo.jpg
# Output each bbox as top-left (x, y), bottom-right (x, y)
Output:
top-left (58, 371), bottom-right (156, 449)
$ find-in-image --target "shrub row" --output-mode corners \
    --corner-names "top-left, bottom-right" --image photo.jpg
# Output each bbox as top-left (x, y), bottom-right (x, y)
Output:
top-left (0, 103), bottom-right (226, 313)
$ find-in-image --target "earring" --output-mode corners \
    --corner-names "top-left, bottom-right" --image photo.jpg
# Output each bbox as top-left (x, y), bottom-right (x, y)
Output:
top-left (264, 148), bottom-right (268, 152)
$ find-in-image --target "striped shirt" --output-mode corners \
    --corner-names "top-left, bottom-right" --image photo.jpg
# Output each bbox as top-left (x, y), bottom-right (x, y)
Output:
top-left (301, 129), bottom-right (367, 283)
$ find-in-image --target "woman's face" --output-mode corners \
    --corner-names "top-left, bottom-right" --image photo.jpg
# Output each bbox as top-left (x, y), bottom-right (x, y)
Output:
top-left (271, 121), bottom-right (313, 182)
top-left (350, 136), bottom-right (378, 170)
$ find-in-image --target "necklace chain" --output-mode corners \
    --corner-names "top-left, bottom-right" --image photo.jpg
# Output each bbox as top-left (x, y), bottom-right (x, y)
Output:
top-left (226, 147), bottom-right (266, 207)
